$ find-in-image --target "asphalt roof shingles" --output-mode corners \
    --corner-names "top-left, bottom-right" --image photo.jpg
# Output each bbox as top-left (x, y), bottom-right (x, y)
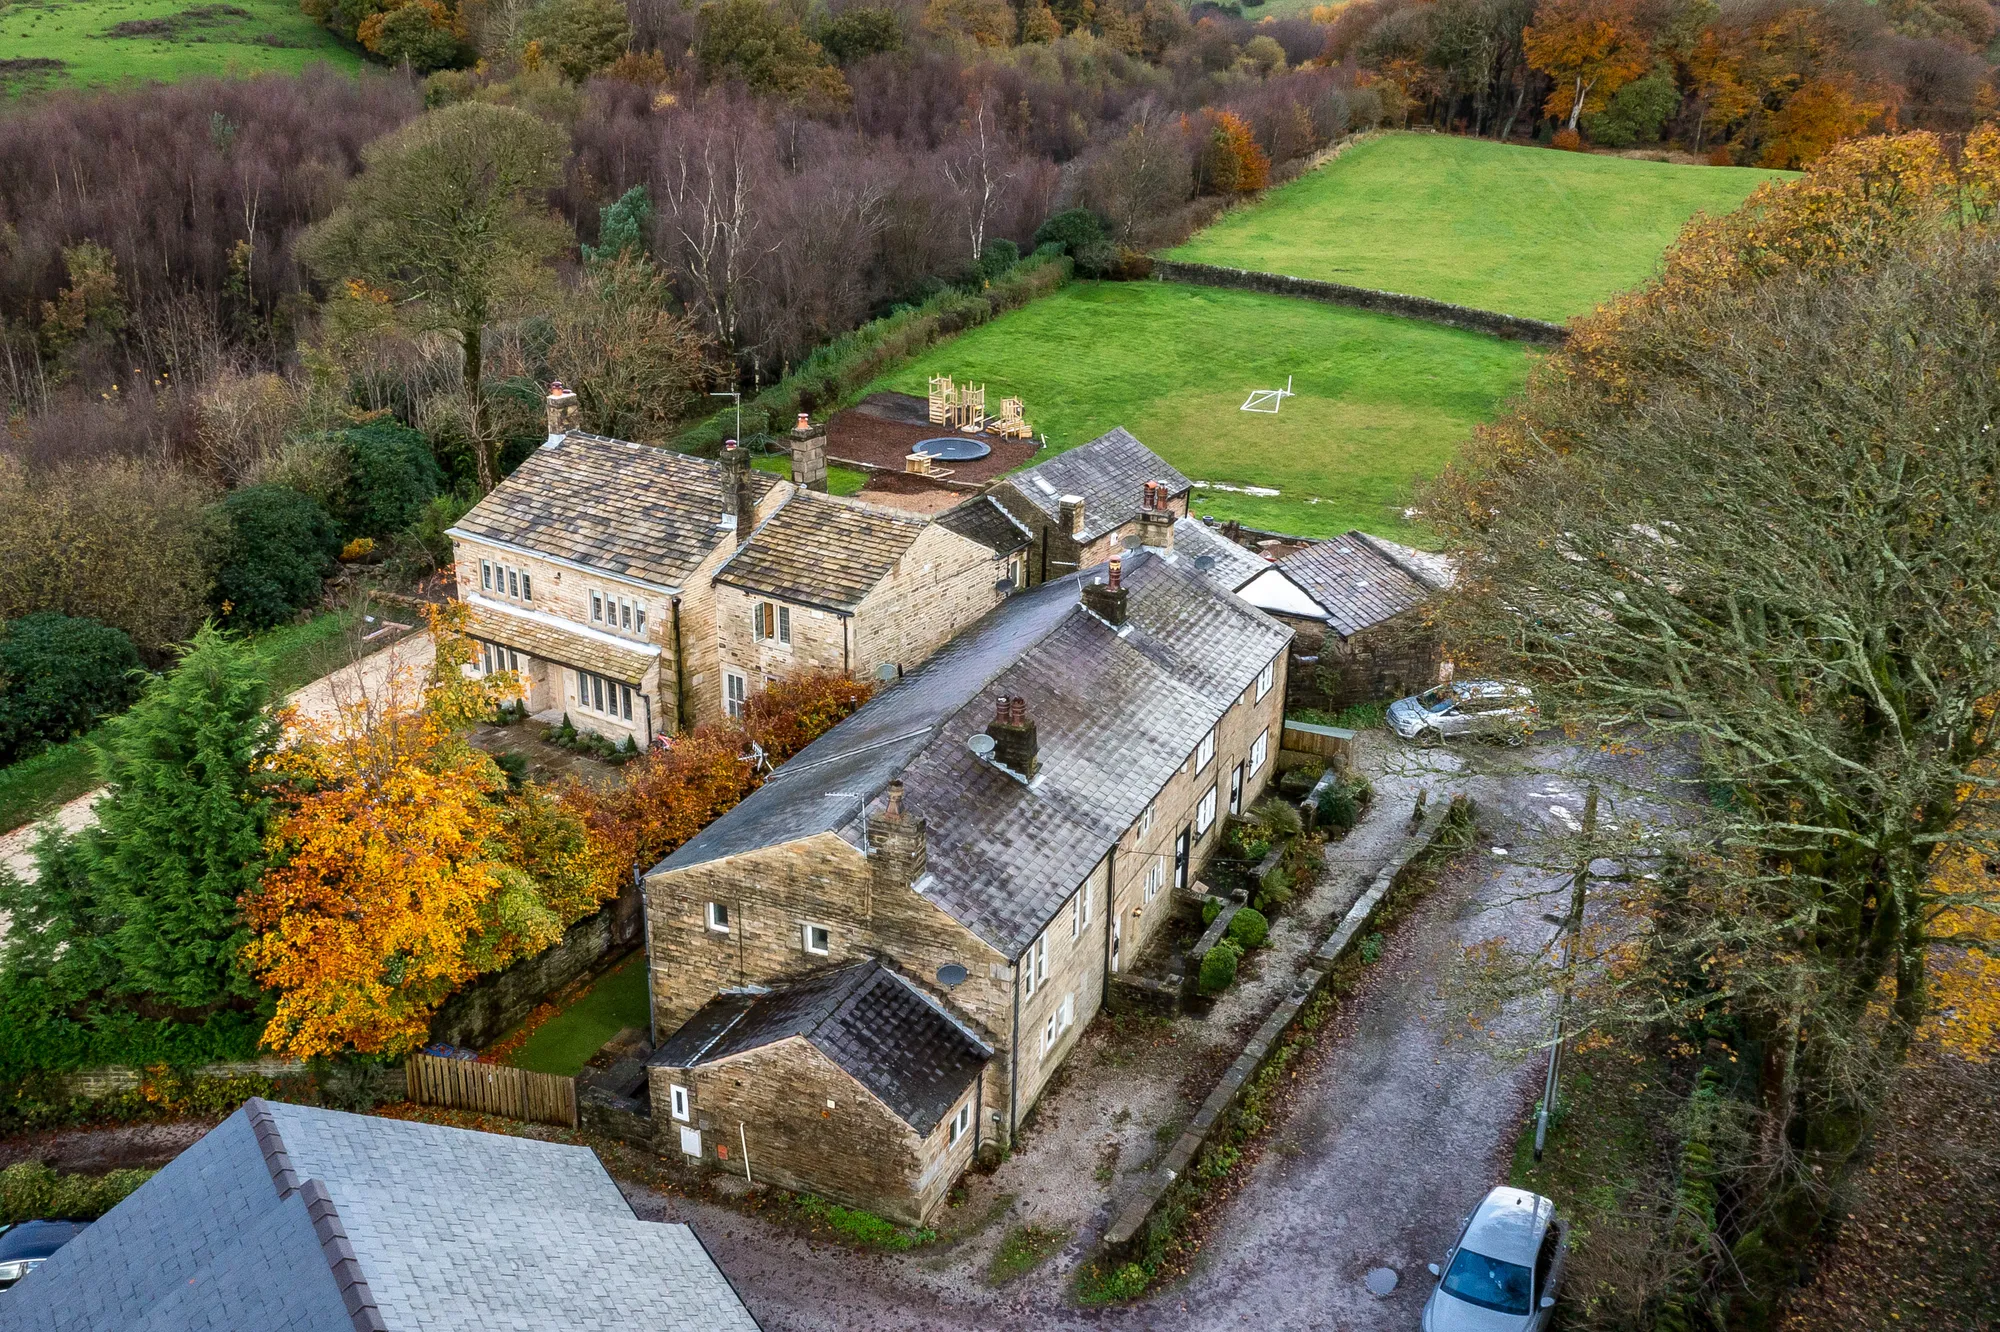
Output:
top-left (451, 431), bottom-right (779, 592)
top-left (7, 1100), bottom-right (760, 1332)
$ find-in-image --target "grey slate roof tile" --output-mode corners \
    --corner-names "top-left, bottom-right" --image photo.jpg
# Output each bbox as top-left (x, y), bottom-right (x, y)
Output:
top-left (5, 1100), bottom-right (760, 1332)
top-left (1000, 429), bottom-right (1192, 543)
top-left (654, 551), bottom-right (1292, 957)
top-left (450, 431), bottom-right (778, 592)
top-left (653, 961), bottom-right (990, 1135)
top-left (715, 491), bottom-right (930, 611)
top-left (1275, 531), bottom-right (1432, 637)
top-left (934, 495), bottom-right (1032, 556)
top-left (1166, 518), bottom-right (1269, 593)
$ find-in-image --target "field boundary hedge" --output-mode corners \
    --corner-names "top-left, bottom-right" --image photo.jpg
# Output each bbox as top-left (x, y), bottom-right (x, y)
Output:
top-left (673, 254), bottom-right (1074, 456)
top-left (1151, 259), bottom-right (1569, 345)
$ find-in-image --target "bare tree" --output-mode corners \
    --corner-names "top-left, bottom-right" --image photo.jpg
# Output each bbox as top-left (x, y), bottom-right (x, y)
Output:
top-left (652, 98), bottom-right (778, 361)
top-left (940, 85), bottom-right (1017, 262)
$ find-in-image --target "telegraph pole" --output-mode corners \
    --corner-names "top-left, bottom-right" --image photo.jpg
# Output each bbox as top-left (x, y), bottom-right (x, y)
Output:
top-left (1535, 784), bottom-right (1596, 1161)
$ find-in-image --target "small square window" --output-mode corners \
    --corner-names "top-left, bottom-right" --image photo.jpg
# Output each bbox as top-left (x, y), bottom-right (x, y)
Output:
top-left (621, 600), bottom-right (632, 630)
top-left (670, 1084), bottom-right (691, 1122)
top-left (949, 1101), bottom-right (972, 1144)
top-left (508, 568), bottom-right (519, 598)
top-left (480, 560), bottom-right (492, 591)
top-left (591, 592), bottom-right (603, 622)
top-left (1137, 803), bottom-right (1155, 839)
top-left (635, 606), bottom-right (647, 635)
top-left (778, 606), bottom-right (791, 644)
top-left (521, 572), bottom-right (531, 601)
top-left (706, 902), bottom-right (730, 933)
top-left (803, 923), bottom-right (830, 955)
top-left (1196, 729), bottom-right (1216, 772)
top-left (1256, 660), bottom-right (1275, 701)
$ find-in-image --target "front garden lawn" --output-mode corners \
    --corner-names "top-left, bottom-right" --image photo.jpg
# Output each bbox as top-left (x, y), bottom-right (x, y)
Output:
top-left (506, 951), bottom-right (652, 1077)
top-left (753, 453), bottom-right (867, 497)
top-left (1166, 133), bottom-right (1788, 322)
top-left (864, 280), bottom-right (1531, 543)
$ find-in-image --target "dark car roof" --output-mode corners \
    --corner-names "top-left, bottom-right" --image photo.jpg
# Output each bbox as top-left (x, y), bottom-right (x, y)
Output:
top-left (0, 1219), bottom-right (88, 1259)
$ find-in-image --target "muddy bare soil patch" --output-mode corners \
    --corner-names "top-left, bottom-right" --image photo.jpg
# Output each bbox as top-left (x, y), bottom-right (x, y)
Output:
top-left (0, 1118), bottom-right (219, 1173)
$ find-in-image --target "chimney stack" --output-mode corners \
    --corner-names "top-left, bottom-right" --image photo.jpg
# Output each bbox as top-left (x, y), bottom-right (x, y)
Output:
top-left (546, 381), bottom-right (580, 438)
top-left (1139, 480), bottom-right (1175, 550)
top-left (1081, 555), bottom-right (1130, 626)
top-left (790, 414), bottom-right (829, 493)
top-left (720, 440), bottom-right (755, 543)
top-left (1058, 494), bottom-right (1086, 537)
top-left (867, 778), bottom-right (928, 888)
top-left (985, 695), bottom-right (1040, 778)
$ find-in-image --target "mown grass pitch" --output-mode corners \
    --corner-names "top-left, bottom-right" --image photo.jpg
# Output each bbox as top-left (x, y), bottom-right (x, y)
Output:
top-left (865, 280), bottom-right (1532, 544)
top-left (1166, 133), bottom-right (1788, 322)
top-left (0, 0), bottom-right (359, 94)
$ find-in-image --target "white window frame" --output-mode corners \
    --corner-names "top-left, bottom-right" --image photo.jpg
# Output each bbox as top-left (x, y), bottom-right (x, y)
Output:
top-left (1249, 729), bottom-right (1269, 777)
top-left (1256, 660), bottom-right (1276, 701)
top-left (1070, 895), bottom-right (1081, 940)
top-left (1144, 858), bottom-right (1165, 900)
top-left (706, 902), bottom-right (730, 934)
top-left (803, 922), bottom-right (830, 956)
top-left (1137, 803), bottom-right (1155, 840)
top-left (724, 670), bottom-right (748, 720)
top-left (1079, 882), bottom-right (1092, 930)
top-left (670, 1083), bottom-right (691, 1122)
top-left (480, 560), bottom-right (492, 591)
top-left (1042, 1013), bottom-right (1058, 1059)
top-left (1195, 728), bottom-right (1216, 773)
top-left (949, 1100), bottom-right (972, 1144)
top-left (1196, 785), bottom-right (1218, 836)
top-left (1023, 934), bottom-right (1047, 998)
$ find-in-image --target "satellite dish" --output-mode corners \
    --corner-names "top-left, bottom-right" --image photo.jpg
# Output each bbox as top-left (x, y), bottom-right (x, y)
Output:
top-left (967, 733), bottom-right (997, 759)
top-left (1194, 555), bottom-right (1217, 572)
top-left (876, 662), bottom-right (900, 681)
top-left (937, 963), bottom-right (968, 988)
top-left (1123, 534), bottom-right (1143, 550)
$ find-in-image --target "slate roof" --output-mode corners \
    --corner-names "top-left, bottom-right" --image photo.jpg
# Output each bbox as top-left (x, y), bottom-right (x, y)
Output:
top-left (463, 599), bottom-right (659, 684)
top-left (653, 551), bottom-right (1292, 956)
top-left (1275, 531), bottom-right (1434, 637)
top-left (1000, 428), bottom-right (1192, 544)
top-left (7, 1099), bottom-right (759, 1332)
top-left (653, 961), bottom-right (991, 1137)
top-left (450, 431), bottom-right (779, 592)
top-left (935, 494), bottom-right (1032, 557)
top-left (714, 491), bottom-right (929, 612)
top-left (1167, 518), bottom-right (1268, 593)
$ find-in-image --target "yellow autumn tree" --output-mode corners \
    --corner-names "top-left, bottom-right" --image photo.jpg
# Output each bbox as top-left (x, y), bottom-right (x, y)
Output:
top-left (1524, 0), bottom-right (1651, 132)
top-left (241, 604), bottom-right (619, 1058)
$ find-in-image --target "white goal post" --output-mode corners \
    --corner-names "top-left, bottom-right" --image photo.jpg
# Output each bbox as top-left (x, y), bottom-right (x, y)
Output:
top-left (1240, 375), bottom-right (1294, 413)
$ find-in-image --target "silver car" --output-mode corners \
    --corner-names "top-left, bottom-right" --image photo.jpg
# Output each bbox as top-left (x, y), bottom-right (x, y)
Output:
top-left (1387, 680), bottom-right (1537, 747)
top-left (1421, 1187), bottom-right (1567, 1332)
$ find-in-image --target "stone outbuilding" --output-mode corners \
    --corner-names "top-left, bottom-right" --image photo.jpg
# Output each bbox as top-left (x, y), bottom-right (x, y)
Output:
top-left (642, 550), bottom-right (1291, 1223)
top-left (1235, 530), bottom-right (1453, 710)
top-left (711, 489), bottom-right (1006, 716)
top-left (985, 427), bottom-right (1191, 586)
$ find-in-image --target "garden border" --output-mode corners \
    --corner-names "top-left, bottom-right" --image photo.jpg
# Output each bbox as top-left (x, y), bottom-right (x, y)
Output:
top-left (1099, 791), bottom-right (1471, 1258)
top-left (1150, 260), bottom-right (1569, 345)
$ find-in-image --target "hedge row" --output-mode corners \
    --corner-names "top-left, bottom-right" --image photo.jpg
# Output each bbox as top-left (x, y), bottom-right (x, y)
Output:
top-left (674, 253), bottom-right (1073, 456)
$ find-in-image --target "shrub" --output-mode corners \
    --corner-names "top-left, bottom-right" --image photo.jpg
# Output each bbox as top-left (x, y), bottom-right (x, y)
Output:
top-left (209, 485), bottom-right (340, 629)
top-left (0, 1162), bottom-right (155, 1223)
top-left (1583, 65), bottom-right (1679, 148)
top-left (1197, 940), bottom-right (1240, 994)
top-left (1033, 207), bottom-right (1117, 276)
top-left (339, 420), bottom-right (444, 537)
top-left (1226, 906), bottom-right (1269, 951)
top-left (339, 537), bottom-right (376, 562)
top-left (976, 237), bottom-right (1020, 281)
top-left (1202, 896), bottom-right (1224, 925)
top-left (1551, 127), bottom-right (1583, 152)
top-left (0, 612), bottom-right (142, 763)
top-left (1358, 931), bottom-right (1384, 964)
top-left (1250, 796), bottom-right (1303, 842)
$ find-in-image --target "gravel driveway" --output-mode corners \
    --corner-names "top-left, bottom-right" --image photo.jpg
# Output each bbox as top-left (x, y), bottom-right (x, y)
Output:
top-left (618, 740), bottom-right (1628, 1332)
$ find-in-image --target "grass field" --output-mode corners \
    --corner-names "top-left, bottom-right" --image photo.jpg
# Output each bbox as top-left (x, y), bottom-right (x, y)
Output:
top-left (0, 0), bottom-right (359, 93)
top-left (865, 280), bottom-right (1531, 542)
top-left (506, 952), bottom-right (651, 1077)
top-left (753, 453), bottom-right (867, 497)
top-left (1166, 133), bottom-right (1789, 322)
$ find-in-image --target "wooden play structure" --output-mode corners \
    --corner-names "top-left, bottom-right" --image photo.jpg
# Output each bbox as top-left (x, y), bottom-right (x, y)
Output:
top-left (927, 374), bottom-right (1022, 435)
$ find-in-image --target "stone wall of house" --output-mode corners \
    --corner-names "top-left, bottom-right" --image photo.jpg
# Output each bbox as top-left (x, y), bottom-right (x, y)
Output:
top-left (650, 1037), bottom-right (977, 1226)
top-left (1011, 858), bottom-right (1107, 1118)
top-left (989, 488), bottom-right (1190, 588)
top-left (848, 524), bottom-right (1008, 680)
top-left (1281, 610), bottom-right (1441, 711)
top-left (713, 582), bottom-right (851, 698)
top-left (682, 484), bottom-right (790, 727)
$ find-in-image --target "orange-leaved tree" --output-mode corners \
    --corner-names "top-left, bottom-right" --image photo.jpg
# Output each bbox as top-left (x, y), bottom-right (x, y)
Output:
top-left (241, 603), bottom-right (620, 1058)
top-left (1524, 0), bottom-right (1651, 132)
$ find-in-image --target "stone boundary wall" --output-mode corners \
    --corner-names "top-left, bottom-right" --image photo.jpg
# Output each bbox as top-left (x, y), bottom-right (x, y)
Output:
top-left (428, 898), bottom-right (631, 1051)
top-left (1151, 260), bottom-right (1569, 346)
top-left (53, 1060), bottom-right (407, 1103)
top-left (1100, 792), bottom-right (1471, 1257)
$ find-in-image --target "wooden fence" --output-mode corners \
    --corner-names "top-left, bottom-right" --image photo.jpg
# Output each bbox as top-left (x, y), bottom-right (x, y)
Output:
top-left (405, 1053), bottom-right (577, 1128)
top-left (1281, 719), bottom-right (1356, 767)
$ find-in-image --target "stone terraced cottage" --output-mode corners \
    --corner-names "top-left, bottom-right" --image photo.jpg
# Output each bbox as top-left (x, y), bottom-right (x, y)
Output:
top-left (640, 548), bottom-right (1291, 1224)
top-left (985, 427), bottom-right (1193, 587)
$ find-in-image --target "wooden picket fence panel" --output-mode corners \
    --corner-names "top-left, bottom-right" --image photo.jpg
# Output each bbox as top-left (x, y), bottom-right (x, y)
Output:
top-left (1281, 719), bottom-right (1355, 766)
top-left (405, 1053), bottom-right (577, 1128)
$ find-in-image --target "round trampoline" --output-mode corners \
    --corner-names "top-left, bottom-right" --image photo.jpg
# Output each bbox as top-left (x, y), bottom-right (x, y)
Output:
top-left (913, 436), bottom-right (993, 461)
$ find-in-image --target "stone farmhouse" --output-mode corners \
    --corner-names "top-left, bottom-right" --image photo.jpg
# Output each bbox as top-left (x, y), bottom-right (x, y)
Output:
top-left (985, 427), bottom-right (1193, 586)
top-left (711, 489), bottom-right (1008, 716)
top-left (640, 549), bottom-right (1291, 1224)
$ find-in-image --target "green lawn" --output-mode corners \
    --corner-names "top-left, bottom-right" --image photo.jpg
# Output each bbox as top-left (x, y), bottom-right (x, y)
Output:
top-left (0, 601), bottom-right (397, 836)
top-left (0, 0), bottom-right (360, 93)
top-left (753, 453), bottom-right (868, 497)
top-left (505, 951), bottom-right (651, 1076)
top-left (864, 280), bottom-right (1531, 542)
top-left (1166, 133), bottom-right (1789, 322)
